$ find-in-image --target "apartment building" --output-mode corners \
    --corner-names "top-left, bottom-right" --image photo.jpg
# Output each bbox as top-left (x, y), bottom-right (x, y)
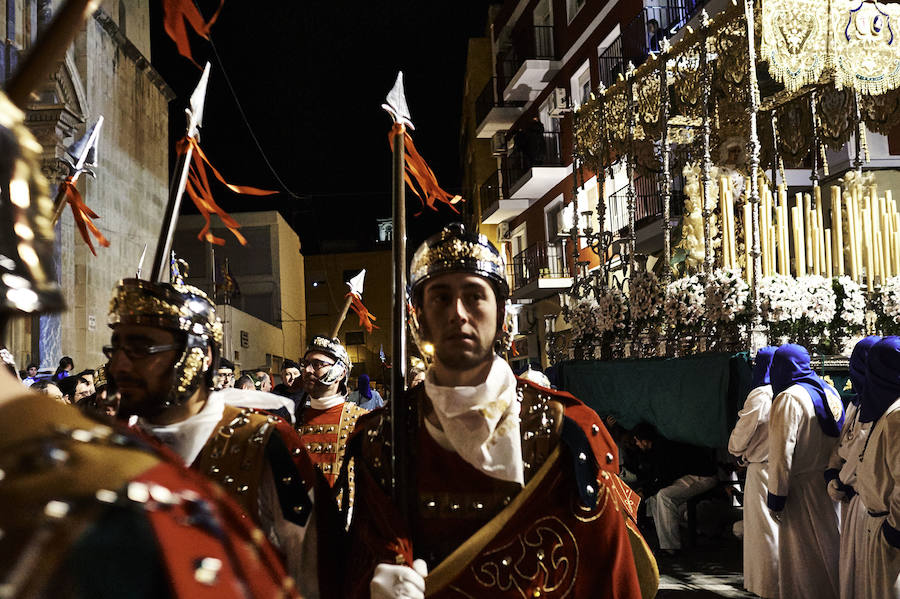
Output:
top-left (463, 0), bottom-right (900, 368)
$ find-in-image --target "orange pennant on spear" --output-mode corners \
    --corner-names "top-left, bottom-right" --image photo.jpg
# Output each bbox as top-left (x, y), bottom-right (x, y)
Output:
top-left (176, 135), bottom-right (276, 246)
top-left (162, 0), bottom-right (224, 67)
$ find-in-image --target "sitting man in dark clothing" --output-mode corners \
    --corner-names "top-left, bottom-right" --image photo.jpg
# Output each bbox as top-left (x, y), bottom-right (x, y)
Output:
top-left (629, 422), bottom-right (718, 554)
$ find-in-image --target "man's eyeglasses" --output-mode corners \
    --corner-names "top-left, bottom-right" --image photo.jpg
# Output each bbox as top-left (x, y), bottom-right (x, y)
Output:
top-left (300, 358), bottom-right (335, 371)
top-left (102, 343), bottom-right (180, 360)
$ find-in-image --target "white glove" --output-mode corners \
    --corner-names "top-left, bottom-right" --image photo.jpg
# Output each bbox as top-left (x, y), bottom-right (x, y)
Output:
top-left (370, 559), bottom-right (428, 599)
top-left (827, 478), bottom-right (848, 503)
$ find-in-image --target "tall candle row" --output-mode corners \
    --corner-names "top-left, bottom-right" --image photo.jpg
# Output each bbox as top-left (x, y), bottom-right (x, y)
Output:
top-left (714, 177), bottom-right (900, 287)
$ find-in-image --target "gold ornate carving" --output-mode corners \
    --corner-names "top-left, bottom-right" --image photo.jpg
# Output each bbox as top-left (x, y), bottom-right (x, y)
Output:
top-left (672, 46), bottom-right (703, 120)
top-left (817, 87), bottom-right (855, 150)
top-left (860, 86), bottom-right (900, 134)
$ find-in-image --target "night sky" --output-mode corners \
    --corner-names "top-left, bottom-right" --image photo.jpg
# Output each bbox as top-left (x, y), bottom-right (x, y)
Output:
top-left (148, 1), bottom-right (497, 254)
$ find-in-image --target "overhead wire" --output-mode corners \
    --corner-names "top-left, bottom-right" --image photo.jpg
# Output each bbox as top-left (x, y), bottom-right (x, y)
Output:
top-left (206, 33), bottom-right (305, 201)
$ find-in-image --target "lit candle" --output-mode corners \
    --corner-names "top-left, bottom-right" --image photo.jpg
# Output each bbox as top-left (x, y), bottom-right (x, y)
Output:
top-left (719, 176), bottom-right (729, 268)
top-left (796, 194), bottom-right (806, 275)
top-left (864, 207), bottom-right (875, 287)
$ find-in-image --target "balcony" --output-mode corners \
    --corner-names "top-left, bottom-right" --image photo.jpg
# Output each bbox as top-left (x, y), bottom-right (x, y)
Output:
top-left (479, 169), bottom-right (532, 225)
top-left (509, 241), bottom-right (572, 301)
top-left (607, 172), bottom-right (686, 239)
top-left (598, 1), bottom-right (706, 89)
top-left (505, 130), bottom-right (569, 200)
top-left (499, 25), bottom-right (560, 102)
top-left (475, 78), bottom-right (526, 139)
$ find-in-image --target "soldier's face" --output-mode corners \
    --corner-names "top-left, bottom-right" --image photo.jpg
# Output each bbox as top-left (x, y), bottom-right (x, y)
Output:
top-left (418, 273), bottom-right (498, 372)
top-left (108, 324), bottom-right (180, 418)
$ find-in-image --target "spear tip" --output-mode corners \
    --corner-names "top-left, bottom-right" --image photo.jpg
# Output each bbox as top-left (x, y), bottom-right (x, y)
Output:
top-left (382, 71), bottom-right (414, 130)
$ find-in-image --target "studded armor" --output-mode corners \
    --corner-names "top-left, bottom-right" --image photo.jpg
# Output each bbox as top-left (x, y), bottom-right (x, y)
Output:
top-left (193, 405), bottom-right (315, 527)
top-left (0, 392), bottom-right (300, 598)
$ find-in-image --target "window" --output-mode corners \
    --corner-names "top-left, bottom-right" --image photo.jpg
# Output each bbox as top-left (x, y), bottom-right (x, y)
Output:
top-left (569, 61), bottom-right (592, 110)
top-left (566, 0), bottom-right (585, 24)
top-left (545, 197), bottom-right (564, 241)
top-left (345, 331), bottom-right (365, 346)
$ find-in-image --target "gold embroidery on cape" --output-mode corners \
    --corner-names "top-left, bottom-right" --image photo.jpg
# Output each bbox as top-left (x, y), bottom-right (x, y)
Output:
top-left (572, 479), bottom-right (609, 523)
top-left (470, 516), bottom-right (578, 598)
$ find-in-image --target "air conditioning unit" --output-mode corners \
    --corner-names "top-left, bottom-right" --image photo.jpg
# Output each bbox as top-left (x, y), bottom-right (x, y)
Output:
top-left (490, 131), bottom-right (508, 156)
top-left (548, 88), bottom-right (568, 118)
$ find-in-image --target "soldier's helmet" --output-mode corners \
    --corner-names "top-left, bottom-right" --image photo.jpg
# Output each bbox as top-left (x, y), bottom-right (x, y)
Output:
top-left (303, 335), bottom-right (352, 394)
top-left (408, 222), bottom-right (509, 306)
top-left (408, 222), bottom-right (512, 355)
top-left (0, 91), bottom-right (64, 318)
top-left (108, 277), bottom-right (223, 406)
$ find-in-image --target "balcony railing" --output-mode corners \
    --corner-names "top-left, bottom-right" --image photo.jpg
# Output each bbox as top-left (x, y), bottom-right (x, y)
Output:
top-left (505, 130), bottom-right (564, 190)
top-left (598, 1), bottom-right (706, 89)
top-left (607, 172), bottom-right (687, 234)
top-left (474, 77), bottom-right (525, 128)
top-left (497, 25), bottom-right (557, 92)
top-left (478, 169), bottom-right (508, 216)
top-left (509, 240), bottom-right (570, 291)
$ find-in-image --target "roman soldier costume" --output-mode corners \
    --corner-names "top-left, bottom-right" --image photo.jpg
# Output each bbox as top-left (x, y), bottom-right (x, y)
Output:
top-left (0, 90), bottom-right (298, 598)
top-left (296, 335), bottom-right (367, 487)
top-left (338, 225), bottom-right (657, 599)
top-left (109, 278), bottom-right (319, 595)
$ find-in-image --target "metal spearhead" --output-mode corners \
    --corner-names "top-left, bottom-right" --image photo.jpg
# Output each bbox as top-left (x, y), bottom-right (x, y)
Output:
top-left (187, 62), bottom-right (211, 141)
top-left (62, 115), bottom-right (103, 181)
top-left (382, 72), bottom-right (414, 130)
top-left (136, 243), bottom-right (147, 279)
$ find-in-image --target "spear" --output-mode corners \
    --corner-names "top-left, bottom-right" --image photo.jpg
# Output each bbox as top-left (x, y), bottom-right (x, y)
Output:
top-left (52, 115), bottom-right (103, 225)
top-left (382, 72), bottom-right (411, 519)
top-left (150, 62), bottom-right (211, 283)
top-left (5, 0), bottom-right (101, 108)
top-left (330, 268), bottom-right (377, 338)
top-left (135, 243), bottom-right (147, 279)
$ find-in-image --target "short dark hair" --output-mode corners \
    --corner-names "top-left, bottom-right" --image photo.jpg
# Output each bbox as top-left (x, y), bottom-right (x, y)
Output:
top-left (26, 362), bottom-right (37, 370)
top-left (58, 356), bottom-right (73, 369)
top-left (218, 358), bottom-right (234, 371)
top-left (282, 359), bottom-right (299, 371)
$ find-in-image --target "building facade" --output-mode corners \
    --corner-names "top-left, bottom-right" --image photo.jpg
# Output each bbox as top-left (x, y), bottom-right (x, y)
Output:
top-left (173, 211), bottom-right (306, 375)
top-left (2, 1), bottom-right (173, 373)
top-left (464, 0), bottom-right (900, 368)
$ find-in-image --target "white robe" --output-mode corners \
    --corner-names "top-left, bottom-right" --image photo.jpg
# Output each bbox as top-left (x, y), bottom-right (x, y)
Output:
top-left (826, 402), bottom-right (871, 599)
top-left (769, 384), bottom-right (841, 599)
top-left (137, 391), bottom-right (319, 598)
top-left (857, 397), bottom-right (900, 599)
top-left (728, 385), bottom-right (780, 599)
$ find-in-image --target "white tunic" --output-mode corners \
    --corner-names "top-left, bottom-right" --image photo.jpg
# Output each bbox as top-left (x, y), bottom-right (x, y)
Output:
top-left (827, 402), bottom-right (872, 599)
top-left (768, 384), bottom-right (841, 599)
top-left (137, 391), bottom-right (318, 598)
top-left (857, 397), bottom-right (900, 599)
top-left (728, 385), bottom-right (780, 598)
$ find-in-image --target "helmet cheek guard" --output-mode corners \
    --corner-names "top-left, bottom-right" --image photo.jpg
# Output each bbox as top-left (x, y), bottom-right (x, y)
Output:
top-left (304, 335), bottom-right (352, 395)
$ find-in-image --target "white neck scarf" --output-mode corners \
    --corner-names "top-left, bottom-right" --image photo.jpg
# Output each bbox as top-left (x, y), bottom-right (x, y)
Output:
top-left (424, 355), bottom-right (523, 485)
top-left (310, 392), bottom-right (345, 411)
top-left (137, 391), bottom-right (226, 466)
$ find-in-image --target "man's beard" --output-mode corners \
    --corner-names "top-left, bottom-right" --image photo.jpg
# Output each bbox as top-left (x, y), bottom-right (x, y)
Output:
top-left (113, 375), bottom-right (174, 419)
top-left (433, 342), bottom-right (493, 372)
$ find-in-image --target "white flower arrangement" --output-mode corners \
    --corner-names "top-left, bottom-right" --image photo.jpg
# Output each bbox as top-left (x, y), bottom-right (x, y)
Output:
top-left (878, 276), bottom-right (900, 333)
top-left (566, 297), bottom-right (601, 343)
top-left (705, 268), bottom-right (750, 323)
top-left (595, 286), bottom-right (628, 335)
top-left (833, 276), bottom-right (866, 329)
top-left (796, 275), bottom-right (837, 325)
top-left (757, 274), bottom-right (805, 324)
top-left (629, 271), bottom-right (662, 326)
top-left (664, 274), bottom-right (706, 332)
